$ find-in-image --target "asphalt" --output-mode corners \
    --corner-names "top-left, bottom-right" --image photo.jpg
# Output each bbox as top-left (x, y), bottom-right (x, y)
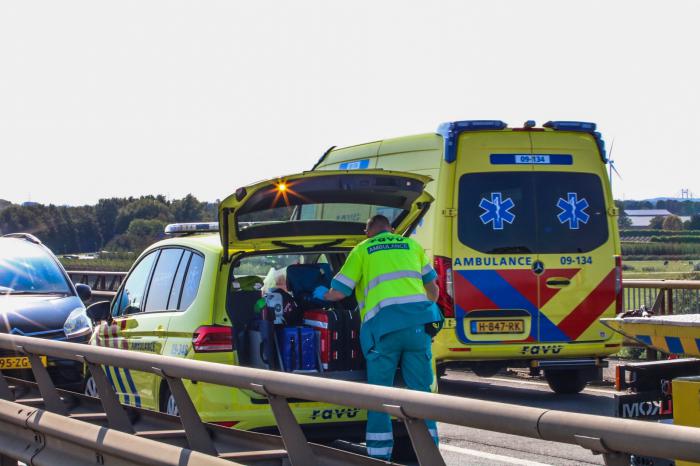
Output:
top-left (430, 369), bottom-right (619, 466)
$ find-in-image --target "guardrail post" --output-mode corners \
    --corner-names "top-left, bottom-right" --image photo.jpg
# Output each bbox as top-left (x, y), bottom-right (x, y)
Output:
top-left (22, 350), bottom-right (68, 415)
top-left (250, 383), bottom-right (316, 466)
top-left (383, 404), bottom-right (445, 466)
top-left (666, 288), bottom-right (674, 315)
top-left (84, 359), bottom-right (134, 433)
top-left (154, 370), bottom-right (218, 456)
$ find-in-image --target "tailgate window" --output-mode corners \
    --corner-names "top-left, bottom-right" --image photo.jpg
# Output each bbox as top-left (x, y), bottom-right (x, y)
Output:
top-left (458, 172), bottom-right (608, 254)
top-left (458, 172), bottom-right (537, 254)
top-left (536, 172), bottom-right (608, 253)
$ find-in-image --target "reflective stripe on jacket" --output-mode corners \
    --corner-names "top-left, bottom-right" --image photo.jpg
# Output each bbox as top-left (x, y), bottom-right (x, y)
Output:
top-left (331, 232), bottom-right (441, 347)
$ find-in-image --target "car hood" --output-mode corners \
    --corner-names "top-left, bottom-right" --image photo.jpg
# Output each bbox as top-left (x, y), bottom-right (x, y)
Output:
top-left (0, 295), bottom-right (83, 339)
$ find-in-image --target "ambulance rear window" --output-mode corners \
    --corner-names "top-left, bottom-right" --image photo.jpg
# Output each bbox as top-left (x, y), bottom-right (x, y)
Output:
top-left (457, 172), bottom-right (608, 254)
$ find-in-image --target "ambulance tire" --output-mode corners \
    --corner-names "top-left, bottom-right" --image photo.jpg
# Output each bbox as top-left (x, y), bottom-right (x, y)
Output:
top-left (544, 369), bottom-right (587, 394)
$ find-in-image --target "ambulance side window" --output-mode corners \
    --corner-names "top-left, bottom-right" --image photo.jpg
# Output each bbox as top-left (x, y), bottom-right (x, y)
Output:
top-left (167, 251), bottom-right (192, 310)
top-left (113, 251), bottom-right (158, 317)
top-left (179, 253), bottom-right (205, 311)
top-left (144, 248), bottom-right (184, 313)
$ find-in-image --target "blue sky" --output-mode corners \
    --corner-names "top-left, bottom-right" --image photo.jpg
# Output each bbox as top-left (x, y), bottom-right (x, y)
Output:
top-left (1, 1), bottom-right (698, 205)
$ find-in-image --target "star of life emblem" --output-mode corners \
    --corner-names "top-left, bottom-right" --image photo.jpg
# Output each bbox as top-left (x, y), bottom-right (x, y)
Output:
top-left (557, 192), bottom-right (590, 229)
top-left (479, 192), bottom-right (516, 230)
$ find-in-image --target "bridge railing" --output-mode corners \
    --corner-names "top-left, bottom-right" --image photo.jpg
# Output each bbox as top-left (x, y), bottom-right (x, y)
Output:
top-left (1, 334), bottom-right (700, 466)
top-left (623, 279), bottom-right (700, 315)
top-left (67, 271), bottom-right (700, 317)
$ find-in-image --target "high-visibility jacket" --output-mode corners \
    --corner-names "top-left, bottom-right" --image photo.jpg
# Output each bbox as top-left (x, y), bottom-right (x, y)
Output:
top-left (331, 231), bottom-right (442, 352)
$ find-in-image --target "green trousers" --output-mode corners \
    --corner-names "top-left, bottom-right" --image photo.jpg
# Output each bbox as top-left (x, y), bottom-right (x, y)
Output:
top-left (364, 324), bottom-right (438, 460)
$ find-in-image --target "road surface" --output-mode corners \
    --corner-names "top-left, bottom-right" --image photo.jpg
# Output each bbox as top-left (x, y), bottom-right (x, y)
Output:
top-left (434, 370), bottom-right (616, 466)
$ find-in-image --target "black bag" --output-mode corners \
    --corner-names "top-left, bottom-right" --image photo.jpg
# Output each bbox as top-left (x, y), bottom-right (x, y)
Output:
top-left (286, 264), bottom-right (333, 310)
top-left (345, 309), bottom-right (364, 370)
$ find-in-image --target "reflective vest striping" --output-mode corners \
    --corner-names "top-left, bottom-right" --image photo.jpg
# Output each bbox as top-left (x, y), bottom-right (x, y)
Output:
top-left (332, 231), bottom-right (437, 322)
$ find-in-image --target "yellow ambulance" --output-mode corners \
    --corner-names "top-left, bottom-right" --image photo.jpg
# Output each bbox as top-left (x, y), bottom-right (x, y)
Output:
top-left (313, 120), bottom-right (623, 393)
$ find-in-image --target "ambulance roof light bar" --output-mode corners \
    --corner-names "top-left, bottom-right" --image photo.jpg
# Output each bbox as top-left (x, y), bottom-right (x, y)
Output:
top-left (438, 120), bottom-right (508, 163)
top-left (164, 222), bottom-right (219, 236)
top-left (543, 120), bottom-right (607, 162)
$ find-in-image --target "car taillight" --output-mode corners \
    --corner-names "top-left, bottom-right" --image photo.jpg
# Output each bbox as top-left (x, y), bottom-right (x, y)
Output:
top-left (615, 255), bottom-right (623, 314)
top-left (192, 326), bottom-right (233, 353)
top-left (433, 256), bottom-right (454, 318)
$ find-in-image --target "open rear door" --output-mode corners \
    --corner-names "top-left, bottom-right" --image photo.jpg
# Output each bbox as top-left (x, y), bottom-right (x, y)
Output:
top-left (219, 170), bottom-right (433, 259)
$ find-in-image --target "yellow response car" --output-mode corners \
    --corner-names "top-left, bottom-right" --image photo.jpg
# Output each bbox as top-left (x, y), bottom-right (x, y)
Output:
top-left (84, 169), bottom-right (433, 445)
top-left (314, 120), bottom-right (623, 394)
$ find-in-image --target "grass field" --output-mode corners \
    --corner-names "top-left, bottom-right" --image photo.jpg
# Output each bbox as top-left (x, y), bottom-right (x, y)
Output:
top-left (623, 259), bottom-right (700, 279)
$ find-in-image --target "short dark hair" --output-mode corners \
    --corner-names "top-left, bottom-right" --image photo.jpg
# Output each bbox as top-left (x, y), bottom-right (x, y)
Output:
top-left (367, 214), bottom-right (391, 230)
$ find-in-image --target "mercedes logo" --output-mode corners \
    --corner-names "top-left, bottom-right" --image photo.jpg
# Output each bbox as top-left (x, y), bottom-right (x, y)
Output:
top-left (532, 260), bottom-right (545, 275)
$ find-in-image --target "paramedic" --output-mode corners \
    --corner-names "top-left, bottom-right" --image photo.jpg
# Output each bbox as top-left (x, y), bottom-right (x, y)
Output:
top-left (312, 214), bottom-right (442, 460)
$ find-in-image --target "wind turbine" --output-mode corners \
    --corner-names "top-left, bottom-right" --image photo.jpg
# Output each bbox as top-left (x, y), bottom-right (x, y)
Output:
top-left (608, 138), bottom-right (622, 192)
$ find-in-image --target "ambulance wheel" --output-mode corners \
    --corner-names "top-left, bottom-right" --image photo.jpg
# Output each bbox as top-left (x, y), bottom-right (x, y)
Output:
top-left (160, 386), bottom-right (180, 417)
top-left (544, 369), bottom-right (587, 394)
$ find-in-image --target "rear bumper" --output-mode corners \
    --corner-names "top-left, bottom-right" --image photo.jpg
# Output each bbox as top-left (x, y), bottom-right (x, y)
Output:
top-left (433, 335), bottom-right (622, 362)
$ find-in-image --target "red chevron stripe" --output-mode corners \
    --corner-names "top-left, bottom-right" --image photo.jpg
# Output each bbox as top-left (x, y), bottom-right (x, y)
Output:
top-left (496, 269), bottom-right (537, 307)
top-left (557, 269), bottom-right (616, 340)
top-left (454, 271), bottom-right (497, 311)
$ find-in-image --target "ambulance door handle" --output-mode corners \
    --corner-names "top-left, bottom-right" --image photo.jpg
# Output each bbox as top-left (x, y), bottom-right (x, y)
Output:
top-left (155, 325), bottom-right (165, 336)
top-left (546, 279), bottom-right (570, 288)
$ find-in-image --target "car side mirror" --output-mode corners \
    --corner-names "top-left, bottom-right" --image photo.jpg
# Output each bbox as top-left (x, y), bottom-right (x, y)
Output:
top-left (75, 283), bottom-right (92, 302)
top-left (86, 301), bottom-right (111, 323)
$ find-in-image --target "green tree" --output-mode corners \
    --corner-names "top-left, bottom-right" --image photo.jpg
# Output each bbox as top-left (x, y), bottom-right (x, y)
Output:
top-left (662, 214), bottom-right (683, 231)
top-left (618, 213), bottom-right (633, 228)
top-left (95, 198), bottom-right (129, 244)
top-left (686, 214), bottom-right (700, 230)
top-left (171, 194), bottom-right (205, 222)
top-left (649, 216), bottom-right (665, 229)
top-left (114, 198), bottom-right (172, 234)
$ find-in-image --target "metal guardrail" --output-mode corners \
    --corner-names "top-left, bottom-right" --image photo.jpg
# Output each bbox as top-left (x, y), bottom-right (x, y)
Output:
top-left (68, 270), bottom-right (126, 300)
top-left (67, 272), bottom-right (700, 317)
top-left (623, 279), bottom-right (700, 315)
top-left (1, 335), bottom-right (700, 466)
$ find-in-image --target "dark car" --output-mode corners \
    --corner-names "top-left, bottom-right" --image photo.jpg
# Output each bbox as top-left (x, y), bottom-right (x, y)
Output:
top-left (0, 233), bottom-right (93, 390)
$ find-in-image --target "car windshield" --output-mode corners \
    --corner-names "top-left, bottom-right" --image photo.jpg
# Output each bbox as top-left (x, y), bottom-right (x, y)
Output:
top-left (0, 239), bottom-right (72, 295)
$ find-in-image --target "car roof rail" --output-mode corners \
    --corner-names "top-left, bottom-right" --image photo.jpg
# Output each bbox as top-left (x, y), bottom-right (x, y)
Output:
top-left (2, 233), bottom-right (43, 244)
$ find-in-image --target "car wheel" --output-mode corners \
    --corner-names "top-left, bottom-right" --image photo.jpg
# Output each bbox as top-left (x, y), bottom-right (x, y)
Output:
top-left (160, 386), bottom-right (180, 417)
top-left (544, 369), bottom-right (587, 394)
top-left (84, 375), bottom-right (98, 398)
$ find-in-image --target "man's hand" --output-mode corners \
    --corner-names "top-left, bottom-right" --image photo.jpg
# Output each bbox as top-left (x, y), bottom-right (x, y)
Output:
top-left (313, 286), bottom-right (346, 302)
top-left (312, 286), bottom-right (329, 301)
top-left (424, 279), bottom-right (439, 302)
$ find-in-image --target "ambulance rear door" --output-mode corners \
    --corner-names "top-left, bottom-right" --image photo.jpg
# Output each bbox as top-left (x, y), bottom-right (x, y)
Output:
top-left (529, 129), bottom-right (616, 344)
top-left (451, 130), bottom-right (540, 346)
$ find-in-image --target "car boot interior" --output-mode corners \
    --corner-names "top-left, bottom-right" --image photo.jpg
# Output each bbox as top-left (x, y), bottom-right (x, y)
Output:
top-left (227, 250), bottom-right (366, 381)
